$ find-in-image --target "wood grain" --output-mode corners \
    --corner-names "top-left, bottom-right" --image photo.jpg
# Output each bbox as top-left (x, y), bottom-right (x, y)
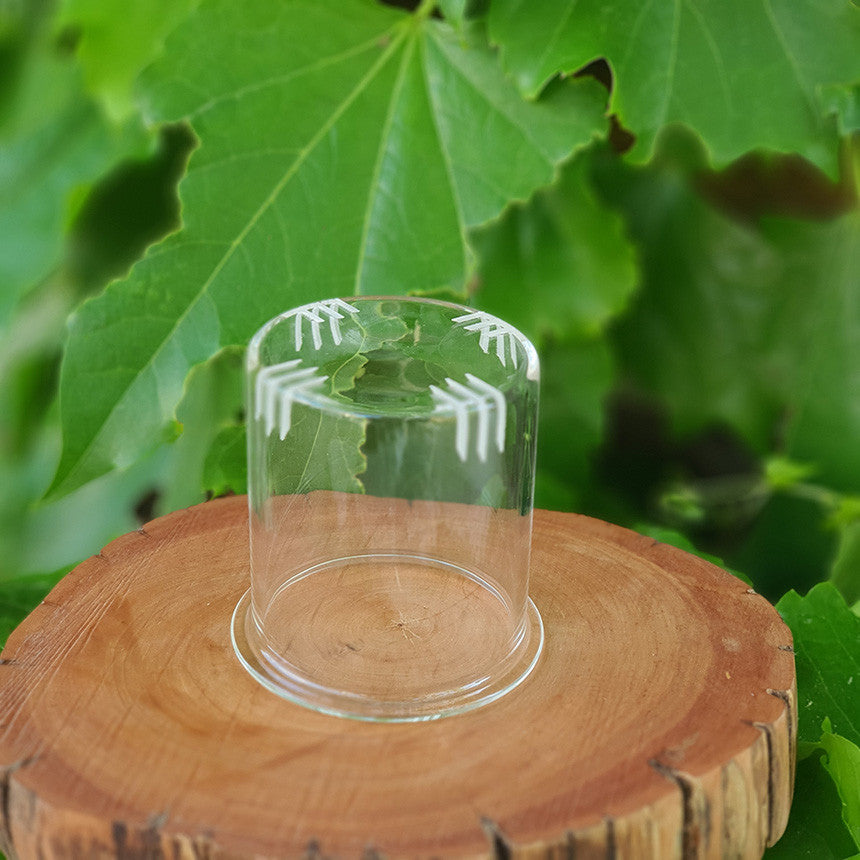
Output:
top-left (0, 496), bottom-right (795, 859)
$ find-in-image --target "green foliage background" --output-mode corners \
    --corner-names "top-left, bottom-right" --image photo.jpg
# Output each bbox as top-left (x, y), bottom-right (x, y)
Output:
top-left (1, 0), bottom-right (859, 853)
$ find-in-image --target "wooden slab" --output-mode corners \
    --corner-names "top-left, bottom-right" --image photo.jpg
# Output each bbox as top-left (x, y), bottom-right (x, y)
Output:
top-left (0, 496), bottom-right (795, 859)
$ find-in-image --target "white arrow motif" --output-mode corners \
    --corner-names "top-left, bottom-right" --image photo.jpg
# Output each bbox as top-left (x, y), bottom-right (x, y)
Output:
top-left (290, 299), bottom-right (359, 350)
top-left (452, 311), bottom-right (529, 369)
top-left (254, 359), bottom-right (328, 439)
top-left (429, 374), bottom-right (507, 463)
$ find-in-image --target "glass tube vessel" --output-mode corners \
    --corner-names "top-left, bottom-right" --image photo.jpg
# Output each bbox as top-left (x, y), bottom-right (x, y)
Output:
top-left (232, 296), bottom-right (543, 721)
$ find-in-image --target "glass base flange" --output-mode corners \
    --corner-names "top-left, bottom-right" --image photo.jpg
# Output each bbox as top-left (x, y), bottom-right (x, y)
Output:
top-left (230, 554), bottom-right (544, 722)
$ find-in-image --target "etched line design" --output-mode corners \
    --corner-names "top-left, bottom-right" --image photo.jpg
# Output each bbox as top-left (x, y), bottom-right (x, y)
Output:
top-left (287, 299), bottom-right (360, 350)
top-left (452, 311), bottom-right (529, 369)
top-left (254, 359), bottom-right (328, 439)
top-left (429, 373), bottom-right (507, 463)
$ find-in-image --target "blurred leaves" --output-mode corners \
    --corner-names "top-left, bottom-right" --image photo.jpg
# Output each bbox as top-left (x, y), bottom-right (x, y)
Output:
top-left (831, 522), bottom-right (860, 607)
top-left (471, 152), bottom-right (637, 340)
top-left (534, 336), bottom-right (612, 510)
top-left (0, 5), bottom-right (195, 594)
top-left (56, 0), bottom-right (199, 121)
top-left (0, 569), bottom-right (68, 645)
top-left (0, 4), bottom-right (146, 331)
top-left (778, 213), bottom-right (860, 493)
top-left (596, 136), bottom-right (860, 487)
top-left (488, 0), bottom-right (860, 173)
top-left (597, 138), bottom-right (790, 450)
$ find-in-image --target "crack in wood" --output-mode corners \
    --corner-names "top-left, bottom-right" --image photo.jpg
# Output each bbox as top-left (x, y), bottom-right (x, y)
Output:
top-left (304, 838), bottom-right (323, 860)
top-left (480, 816), bottom-right (512, 860)
top-left (649, 759), bottom-right (710, 859)
top-left (767, 687), bottom-right (796, 790)
top-left (746, 690), bottom-right (796, 852)
top-left (0, 756), bottom-right (39, 859)
top-left (604, 815), bottom-right (617, 860)
top-left (748, 720), bottom-right (776, 848)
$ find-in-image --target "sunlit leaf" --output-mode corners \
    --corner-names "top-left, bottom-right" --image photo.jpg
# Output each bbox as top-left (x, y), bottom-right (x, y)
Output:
top-left (51, 0), bottom-right (607, 498)
top-left (488, 0), bottom-right (860, 172)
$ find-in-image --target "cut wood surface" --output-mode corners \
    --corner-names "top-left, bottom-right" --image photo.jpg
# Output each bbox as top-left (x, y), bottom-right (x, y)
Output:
top-left (0, 496), bottom-right (796, 859)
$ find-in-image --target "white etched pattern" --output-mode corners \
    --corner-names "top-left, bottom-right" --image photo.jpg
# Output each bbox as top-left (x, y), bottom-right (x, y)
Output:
top-left (254, 359), bottom-right (328, 440)
top-left (286, 299), bottom-right (360, 350)
top-left (451, 311), bottom-right (530, 369)
top-left (430, 373), bottom-right (507, 463)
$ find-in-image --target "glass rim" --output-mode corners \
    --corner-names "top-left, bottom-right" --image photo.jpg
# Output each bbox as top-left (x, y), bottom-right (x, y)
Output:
top-left (245, 295), bottom-right (539, 421)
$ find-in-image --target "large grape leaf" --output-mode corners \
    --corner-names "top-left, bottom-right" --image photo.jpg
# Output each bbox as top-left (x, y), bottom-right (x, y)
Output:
top-left (488, 0), bottom-right (860, 172)
top-left (50, 0), bottom-right (607, 498)
top-left (470, 150), bottom-right (638, 340)
top-left (597, 140), bottom-right (860, 468)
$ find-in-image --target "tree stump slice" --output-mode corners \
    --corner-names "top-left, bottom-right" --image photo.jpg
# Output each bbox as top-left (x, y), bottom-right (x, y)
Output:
top-left (0, 496), bottom-right (795, 859)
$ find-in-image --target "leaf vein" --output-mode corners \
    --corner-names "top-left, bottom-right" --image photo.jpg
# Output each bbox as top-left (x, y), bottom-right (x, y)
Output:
top-left (186, 30), bottom-right (398, 121)
top-left (353, 31), bottom-right (416, 294)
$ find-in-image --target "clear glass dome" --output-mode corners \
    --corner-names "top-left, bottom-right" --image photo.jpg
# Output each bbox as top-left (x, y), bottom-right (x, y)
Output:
top-left (232, 296), bottom-right (542, 721)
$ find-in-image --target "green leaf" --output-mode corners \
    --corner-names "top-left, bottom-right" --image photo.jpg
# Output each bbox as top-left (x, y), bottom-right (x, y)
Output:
top-left (487, 0), bottom-right (860, 172)
top-left (822, 84), bottom-right (860, 136)
top-left (255, 404), bottom-right (366, 498)
top-left (0, 569), bottom-right (69, 648)
top-left (820, 724), bottom-right (860, 849)
top-left (51, 0), bottom-right (607, 499)
top-left (56, 0), bottom-right (199, 122)
top-left (764, 457), bottom-right (818, 492)
top-left (0, 26), bottom-right (145, 330)
top-left (438, 0), bottom-right (488, 29)
top-left (764, 750), bottom-right (858, 859)
top-left (776, 582), bottom-right (860, 748)
top-left (729, 494), bottom-right (838, 603)
top-left (831, 521), bottom-right (860, 608)
top-left (203, 424), bottom-right (246, 497)
top-left (597, 141), bottom-right (860, 462)
top-left (777, 213), bottom-right (860, 493)
top-left (534, 335), bottom-right (613, 507)
top-left (158, 346), bottom-right (243, 513)
top-left (19, 446), bottom-right (169, 576)
top-left (596, 146), bottom-right (786, 449)
top-left (470, 150), bottom-right (638, 340)
top-left (438, 0), bottom-right (467, 25)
